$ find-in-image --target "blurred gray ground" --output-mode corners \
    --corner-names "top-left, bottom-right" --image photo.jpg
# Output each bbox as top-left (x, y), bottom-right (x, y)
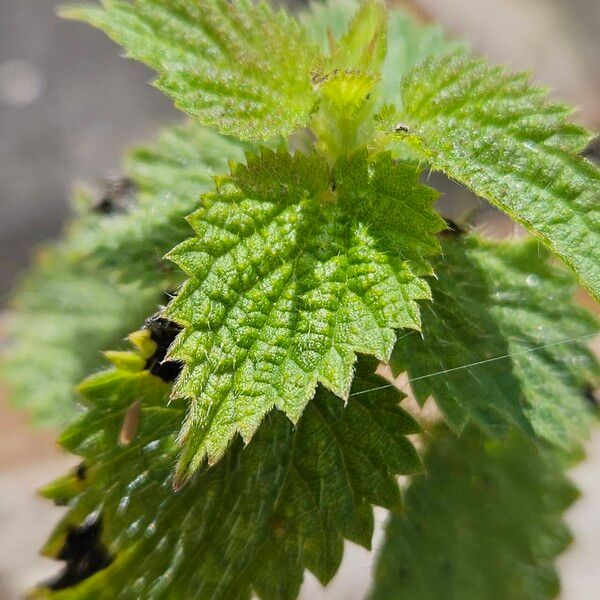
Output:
top-left (0, 0), bottom-right (177, 303)
top-left (0, 0), bottom-right (598, 598)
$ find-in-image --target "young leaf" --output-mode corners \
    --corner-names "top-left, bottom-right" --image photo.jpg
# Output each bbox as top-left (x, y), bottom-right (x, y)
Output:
top-left (38, 353), bottom-right (419, 599)
top-left (308, 1), bottom-right (388, 159)
top-left (302, 0), bottom-right (461, 89)
top-left (326, 0), bottom-right (387, 74)
top-left (61, 0), bottom-right (321, 141)
top-left (163, 147), bottom-right (444, 482)
top-left (306, 1), bottom-right (460, 160)
top-left (301, 0), bottom-right (363, 52)
top-left (369, 428), bottom-right (578, 600)
top-left (391, 235), bottom-right (599, 446)
top-left (382, 53), bottom-right (600, 300)
top-left (69, 122), bottom-right (244, 286)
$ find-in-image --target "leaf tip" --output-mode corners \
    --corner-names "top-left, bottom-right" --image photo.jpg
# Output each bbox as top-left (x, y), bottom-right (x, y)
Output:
top-left (56, 3), bottom-right (99, 23)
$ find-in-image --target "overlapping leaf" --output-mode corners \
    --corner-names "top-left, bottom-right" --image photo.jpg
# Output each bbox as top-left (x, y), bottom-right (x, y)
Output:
top-left (381, 53), bottom-right (600, 299)
top-left (1, 245), bottom-right (161, 425)
top-left (37, 351), bottom-right (419, 599)
top-left (370, 428), bottom-right (578, 600)
top-left (2, 123), bottom-right (238, 424)
top-left (307, 1), bottom-right (388, 159)
top-left (301, 0), bottom-right (363, 52)
top-left (302, 0), bottom-right (461, 91)
top-left (163, 147), bottom-right (443, 482)
top-left (392, 235), bottom-right (599, 446)
top-left (61, 0), bottom-right (321, 141)
top-left (325, 0), bottom-right (387, 74)
top-left (304, 1), bottom-right (461, 159)
top-left (68, 122), bottom-right (244, 286)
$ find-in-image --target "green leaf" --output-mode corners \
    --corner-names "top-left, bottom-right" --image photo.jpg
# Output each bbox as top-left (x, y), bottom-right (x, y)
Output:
top-left (163, 147), bottom-right (444, 482)
top-left (61, 0), bottom-right (321, 141)
top-left (69, 122), bottom-right (244, 286)
top-left (1, 245), bottom-right (161, 426)
top-left (326, 0), bottom-right (387, 74)
top-left (391, 235), bottom-right (599, 446)
top-left (301, 1), bottom-right (461, 89)
top-left (38, 354), bottom-right (419, 599)
top-left (300, 0), bottom-right (362, 52)
top-left (307, 1), bottom-right (388, 160)
top-left (384, 53), bottom-right (600, 300)
top-left (1, 122), bottom-right (238, 425)
top-left (304, 1), bottom-right (460, 159)
top-left (369, 428), bottom-right (578, 600)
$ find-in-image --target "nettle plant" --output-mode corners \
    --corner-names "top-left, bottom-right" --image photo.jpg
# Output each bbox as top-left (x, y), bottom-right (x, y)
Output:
top-left (3, 0), bottom-right (599, 598)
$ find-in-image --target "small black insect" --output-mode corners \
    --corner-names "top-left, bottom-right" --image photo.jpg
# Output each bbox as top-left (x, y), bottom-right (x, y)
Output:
top-left (143, 314), bottom-right (184, 382)
top-left (393, 122), bottom-right (410, 133)
top-left (92, 176), bottom-right (137, 215)
top-left (45, 515), bottom-right (113, 590)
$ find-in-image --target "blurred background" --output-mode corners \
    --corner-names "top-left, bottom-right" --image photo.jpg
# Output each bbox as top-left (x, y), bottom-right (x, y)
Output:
top-left (0, 0), bottom-right (598, 597)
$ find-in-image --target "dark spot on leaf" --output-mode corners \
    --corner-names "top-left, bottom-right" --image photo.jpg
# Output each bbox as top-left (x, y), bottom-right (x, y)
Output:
top-left (75, 463), bottom-right (87, 481)
top-left (52, 496), bottom-right (70, 508)
top-left (144, 314), bottom-right (183, 382)
top-left (51, 463), bottom-right (88, 506)
top-left (45, 515), bottom-right (112, 590)
top-left (583, 386), bottom-right (599, 408)
top-left (270, 516), bottom-right (287, 539)
top-left (92, 176), bottom-right (137, 215)
top-left (310, 70), bottom-right (327, 86)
